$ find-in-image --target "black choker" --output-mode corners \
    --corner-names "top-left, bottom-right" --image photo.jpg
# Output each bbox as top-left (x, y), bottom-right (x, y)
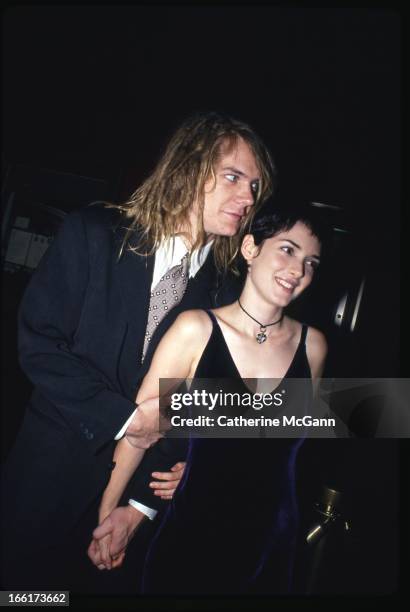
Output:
top-left (238, 299), bottom-right (284, 344)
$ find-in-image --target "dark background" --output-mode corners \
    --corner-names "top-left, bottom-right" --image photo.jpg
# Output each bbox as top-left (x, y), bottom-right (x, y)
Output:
top-left (3, 6), bottom-right (401, 212)
top-left (1, 5), bottom-right (405, 602)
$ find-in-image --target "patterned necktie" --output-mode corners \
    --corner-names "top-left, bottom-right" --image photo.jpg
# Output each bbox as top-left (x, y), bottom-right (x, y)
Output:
top-left (142, 254), bottom-right (189, 362)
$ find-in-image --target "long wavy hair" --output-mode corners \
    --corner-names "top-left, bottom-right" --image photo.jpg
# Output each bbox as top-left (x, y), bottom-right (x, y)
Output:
top-left (110, 111), bottom-right (276, 273)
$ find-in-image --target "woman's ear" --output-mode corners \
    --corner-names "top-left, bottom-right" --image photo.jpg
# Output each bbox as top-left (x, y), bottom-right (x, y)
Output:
top-left (241, 234), bottom-right (258, 263)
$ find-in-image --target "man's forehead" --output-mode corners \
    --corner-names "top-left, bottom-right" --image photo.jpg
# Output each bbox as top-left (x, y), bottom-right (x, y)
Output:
top-left (217, 137), bottom-right (260, 174)
top-left (218, 136), bottom-right (246, 155)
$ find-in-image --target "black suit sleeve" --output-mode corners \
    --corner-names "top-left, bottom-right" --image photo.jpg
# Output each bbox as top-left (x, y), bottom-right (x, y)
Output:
top-left (124, 437), bottom-right (189, 511)
top-left (18, 211), bottom-right (135, 454)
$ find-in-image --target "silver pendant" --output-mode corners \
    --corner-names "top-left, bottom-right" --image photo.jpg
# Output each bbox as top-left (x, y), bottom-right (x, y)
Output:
top-left (256, 327), bottom-right (267, 344)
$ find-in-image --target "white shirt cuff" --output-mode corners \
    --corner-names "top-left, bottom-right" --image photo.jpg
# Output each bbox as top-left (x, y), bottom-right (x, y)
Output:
top-left (128, 499), bottom-right (158, 520)
top-left (115, 406), bottom-right (138, 440)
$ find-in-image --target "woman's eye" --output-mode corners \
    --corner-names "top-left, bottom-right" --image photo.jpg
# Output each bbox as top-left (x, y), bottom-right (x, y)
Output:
top-left (225, 174), bottom-right (238, 183)
top-left (281, 246), bottom-right (293, 255)
top-left (306, 259), bottom-right (319, 270)
top-left (251, 180), bottom-right (259, 193)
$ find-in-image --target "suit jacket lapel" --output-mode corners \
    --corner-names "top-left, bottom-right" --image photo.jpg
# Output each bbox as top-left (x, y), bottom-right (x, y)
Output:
top-left (181, 250), bottom-right (218, 309)
top-left (184, 252), bottom-right (242, 309)
top-left (114, 226), bottom-right (154, 393)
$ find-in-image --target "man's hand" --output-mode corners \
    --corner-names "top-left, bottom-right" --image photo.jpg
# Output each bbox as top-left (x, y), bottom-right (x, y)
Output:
top-left (149, 461), bottom-right (187, 500)
top-left (87, 531), bottom-right (126, 571)
top-left (87, 505), bottom-right (146, 570)
top-left (125, 397), bottom-right (168, 449)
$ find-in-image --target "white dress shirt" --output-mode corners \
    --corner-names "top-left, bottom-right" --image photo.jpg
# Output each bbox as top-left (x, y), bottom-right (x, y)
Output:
top-left (115, 237), bottom-right (213, 519)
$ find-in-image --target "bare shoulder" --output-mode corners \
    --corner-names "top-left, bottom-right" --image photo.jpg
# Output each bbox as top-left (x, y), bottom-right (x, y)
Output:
top-left (305, 325), bottom-right (328, 378)
top-left (306, 326), bottom-right (328, 356)
top-left (173, 309), bottom-right (213, 340)
top-left (150, 309), bottom-right (213, 376)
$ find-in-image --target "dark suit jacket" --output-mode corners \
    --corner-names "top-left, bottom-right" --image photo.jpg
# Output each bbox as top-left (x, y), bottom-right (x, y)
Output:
top-left (2, 204), bottom-right (241, 549)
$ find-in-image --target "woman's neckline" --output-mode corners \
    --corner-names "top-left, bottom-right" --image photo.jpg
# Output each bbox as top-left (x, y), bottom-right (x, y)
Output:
top-left (209, 310), bottom-right (304, 395)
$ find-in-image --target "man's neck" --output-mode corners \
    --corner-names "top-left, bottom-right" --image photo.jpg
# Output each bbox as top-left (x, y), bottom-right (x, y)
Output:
top-left (174, 225), bottom-right (213, 252)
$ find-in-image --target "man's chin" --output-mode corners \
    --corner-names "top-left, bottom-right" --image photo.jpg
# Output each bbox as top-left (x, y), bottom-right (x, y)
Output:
top-left (204, 222), bottom-right (241, 239)
top-left (218, 223), bottom-right (241, 237)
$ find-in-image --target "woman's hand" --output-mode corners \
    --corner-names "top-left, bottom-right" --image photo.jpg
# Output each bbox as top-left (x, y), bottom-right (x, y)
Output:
top-left (88, 503), bottom-right (118, 570)
top-left (88, 505), bottom-right (144, 570)
top-left (88, 531), bottom-right (118, 570)
top-left (87, 521), bottom-right (126, 570)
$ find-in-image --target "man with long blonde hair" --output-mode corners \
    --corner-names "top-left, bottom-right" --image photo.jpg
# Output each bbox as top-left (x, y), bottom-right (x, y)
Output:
top-left (2, 111), bottom-right (275, 590)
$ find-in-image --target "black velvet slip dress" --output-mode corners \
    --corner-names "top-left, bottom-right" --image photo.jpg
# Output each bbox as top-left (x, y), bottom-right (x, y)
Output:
top-left (141, 310), bottom-right (312, 595)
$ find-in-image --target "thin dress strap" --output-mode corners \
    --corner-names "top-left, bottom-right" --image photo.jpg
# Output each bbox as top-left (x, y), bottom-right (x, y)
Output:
top-left (204, 309), bottom-right (219, 326)
top-left (300, 323), bottom-right (308, 346)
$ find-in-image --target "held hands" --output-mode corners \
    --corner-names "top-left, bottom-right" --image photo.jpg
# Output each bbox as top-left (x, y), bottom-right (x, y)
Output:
top-left (87, 505), bottom-right (145, 570)
top-left (87, 462), bottom-right (187, 569)
top-left (125, 396), bottom-right (170, 449)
